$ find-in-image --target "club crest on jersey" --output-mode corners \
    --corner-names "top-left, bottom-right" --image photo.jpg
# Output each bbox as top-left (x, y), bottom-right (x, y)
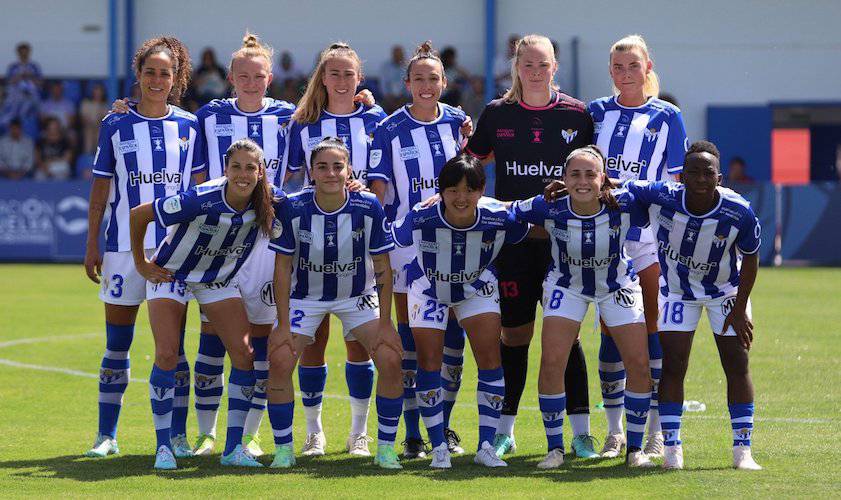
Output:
top-left (418, 389), bottom-right (440, 407)
top-left (481, 239), bottom-right (495, 252)
top-left (179, 136), bottom-right (190, 152)
top-left (250, 123), bottom-right (261, 137)
top-left (484, 393), bottom-right (504, 411)
top-left (261, 281), bottom-right (275, 306)
top-left (608, 224), bottom-right (621, 238)
top-left (352, 227), bottom-right (364, 241)
top-left (195, 374), bottom-right (217, 389)
top-left (561, 128), bottom-right (578, 144)
top-left (644, 127), bottom-right (659, 142)
top-left (99, 368), bottom-right (124, 384)
top-left (162, 196), bottom-right (182, 214)
top-left (542, 411), bottom-right (563, 422)
top-left (713, 234), bottom-right (728, 248)
top-left (614, 287), bottom-right (637, 308)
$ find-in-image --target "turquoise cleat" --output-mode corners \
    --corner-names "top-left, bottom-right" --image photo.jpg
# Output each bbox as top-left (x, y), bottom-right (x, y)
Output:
top-left (492, 433), bottom-right (517, 458)
top-left (572, 435), bottom-right (601, 459)
top-left (170, 434), bottom-right (194, 458)
top-left (374, 443), bottom-right (402, 469)
top-left (154, 445), bottom-right (177, 470)
top-left (270, 444), bottom-right (296, 468)
top-left (221, 444), bottom-right (264, 467)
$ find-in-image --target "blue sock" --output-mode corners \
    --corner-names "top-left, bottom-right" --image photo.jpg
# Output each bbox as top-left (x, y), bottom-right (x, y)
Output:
top-left (149, 364), bottom-right (175, 451)
top-left (98, 323), bottom-right (134, 438)
top-left (599, 333), bottom-right (626, 435)
top-left (194, 333), bottom-right (225, 437)
top-left (660, 401), bottom-right (683, 446)
top-left (477, 368), bottom-right (505, 449)
top-left (538, 393), bottom-right (566, 452)
top-left (648, 333), bottom-right (663, 433)
top-left (441, 319), bottom-right (465, 429)
top-left (171, 329), bottom-right (190, 438)
top-left (224, 367), bottom-right (255, 455)
top-left (243, 336), bottom-right (268, 436)
top-left (267, 402), bottom-right (294, 446)
top-left (624, 390), bottom-right (651, 450)
top-left (376, 395), bottom-right (403, 447)
top-left (729, 402), bottom-right (754, 447)
top-left (398, 323), bottom-right (421, 440)
top-left (346, 360), bottom-right (374, 436)
top-left (415, 368), bottom-right (445, 448)
top-left (299, 364), bottom-right (327, 434)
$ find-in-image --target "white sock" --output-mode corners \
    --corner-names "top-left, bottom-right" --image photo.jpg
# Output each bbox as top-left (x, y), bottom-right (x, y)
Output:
top-left (349, 398), bottom-right (370, 436)
top-left (196, 410), bottom-right (217, 438)
top-left (569, 413), bottom-right (590, 436)
top-left (498, 414), bottom-right (516, 437)
top-left (647, 408), bottom-right (661, 434)
top-left (304, 403), bottom-right (323, 434)
top-left (605, 407), bottom-right (624, 435)
top-left (242, 406), bottom-right (265, 436)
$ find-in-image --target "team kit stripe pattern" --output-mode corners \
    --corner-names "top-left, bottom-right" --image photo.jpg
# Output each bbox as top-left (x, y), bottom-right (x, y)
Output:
top-left (92, 105), bottom-right (205, 252)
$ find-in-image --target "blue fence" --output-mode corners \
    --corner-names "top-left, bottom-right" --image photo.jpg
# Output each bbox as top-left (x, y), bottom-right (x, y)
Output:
top-left (1, 180), bottom-right (840, 265)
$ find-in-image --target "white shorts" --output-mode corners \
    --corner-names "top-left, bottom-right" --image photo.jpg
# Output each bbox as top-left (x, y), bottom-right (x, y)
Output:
top-left (148, 279), bottom-right (237, 306)
top-left (408, 280), bottom-right (500, 330)
top-left (236, 236), bottom-right (277, 325)
top-left (625, 239), bottom-right (659, 273)
top-left (658, 292), bottom-right (752, 336)
top-left (542, 281), bottom-right (645, 328)
top-left (390, 246), bottom-right (416, 294)
top-left (99, 250), bottom-right (186, 305)
top-left (288, 294), bottom-right (380, 340)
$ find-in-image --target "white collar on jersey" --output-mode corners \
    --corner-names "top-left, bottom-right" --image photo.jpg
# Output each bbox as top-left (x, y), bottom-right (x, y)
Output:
top-left (437, 202), bottom-right (480, 231)
top-left (128, 103), bottom-right (173, 120)
top-left (680, 187), bottom-right (723, 218)
top-left (323, 103), bottom-right (365, 118)
top-left (403, 102), bottom-right (444, 125)
top-left (566, 197), bottom-right (606, 219)
top-left (232, 97), bottom-right (271, 116)
top-left (612, 95), bottom-right (655, 110)
top-left (313, 189), bottom-right (350, 215)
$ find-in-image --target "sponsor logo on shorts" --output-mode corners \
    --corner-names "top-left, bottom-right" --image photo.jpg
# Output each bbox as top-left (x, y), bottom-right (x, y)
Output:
top-left (721, 296), bottom-right (737, 316)
top-left (476, 281), bottom-right (496, 298)
top-left (356, 294), bottom-right (377, 311)
top-left (614, 287), bottom-right (637, 308)
top-left (260, 281), bottom-right (275, 306)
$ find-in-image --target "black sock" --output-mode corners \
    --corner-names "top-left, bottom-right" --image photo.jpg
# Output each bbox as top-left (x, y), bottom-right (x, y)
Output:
top-left (500, 342), bottom-right (530, 415)
top-left (565, 340), bottom-right (590, 414)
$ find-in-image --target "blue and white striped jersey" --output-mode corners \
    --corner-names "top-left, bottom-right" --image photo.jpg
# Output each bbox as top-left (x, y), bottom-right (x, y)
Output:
top-left (511, 191), bottom-right (648, 297)
top-left (196, 98), bottom-right (295, 185)
top-left (391, 198), bottom-right (529, 304)
top-left (269, 190), bottom-right (393, 301)
top-left (367, 103), bottom-right (465, 221)
top-left (152, 177), bottom-right (282, 283)
top-left (624, 180), bottom-right (761, 300)
top-left (93, 104), bottom-right (205, 252)
top-left (285, 104), bottom-right (386, 183)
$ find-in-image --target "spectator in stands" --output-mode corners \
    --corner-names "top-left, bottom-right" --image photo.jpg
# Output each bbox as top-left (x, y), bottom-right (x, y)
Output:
top-left (79, 83), bottom-right (108, 154)
top-left (41, 81), bottom-right (77, 129)
top-left (278, 77), bottom-right (300, 103)
top-left (726, 156), bottom-right (754, 185)
top-left (380, 45), bottom-right (409, 113)
top-left (440, 46), bottom-right (471, 107)
top-left (460, 76), bottom-right (486, 122)
top-left (34, 118), bottom-right (72, 180)
top-left (273, 51), bottom-right (304, 86)
top-left (192, 48), bottom-right (229, 106)
top-left (494, 34), bottom-right (519, 95)
top-left (4, 42), bottom-right (42, 124)
top-left (0, 119), bottom-right (35, 180)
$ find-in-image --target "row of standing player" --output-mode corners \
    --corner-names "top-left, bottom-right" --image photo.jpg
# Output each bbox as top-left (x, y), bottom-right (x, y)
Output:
top-left (82, 30), bottom-right (761, 471)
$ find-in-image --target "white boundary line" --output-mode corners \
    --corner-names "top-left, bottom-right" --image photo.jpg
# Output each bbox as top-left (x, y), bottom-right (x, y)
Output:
top-left (0, 334), bottom-right (832, 425)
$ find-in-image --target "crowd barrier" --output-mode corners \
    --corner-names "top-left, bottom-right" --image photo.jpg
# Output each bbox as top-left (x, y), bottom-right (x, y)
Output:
top-left (1, 180), bottom-right (839, 265)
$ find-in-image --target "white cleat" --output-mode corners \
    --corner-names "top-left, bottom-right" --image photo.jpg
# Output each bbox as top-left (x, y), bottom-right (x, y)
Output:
top-left (663, 444), bottom-right (684, 470)
top-left (601, 433), bottom-right (626, 458)
top-left (627, 450), bottom-right (657, 468)
top-left (473, 441), bottom-right (507, 467)
top-left (85, 434), bottom-right (119, 458)
top-left (346, 433), bottom-right (373, 457)
top-left (537, 448), bottom-right (565, 469)
top-left (733, 446), bottom-right (762, 470)
top-left (644, 431), bottom-right (665, 457)
top-left (301, 431), bottom-right (326, 457)
top-left (430, 443), bottom-right (451, 469)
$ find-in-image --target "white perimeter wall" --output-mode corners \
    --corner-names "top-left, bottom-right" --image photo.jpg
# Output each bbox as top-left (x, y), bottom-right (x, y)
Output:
top-left (2, 0), bottom-right (841, 138)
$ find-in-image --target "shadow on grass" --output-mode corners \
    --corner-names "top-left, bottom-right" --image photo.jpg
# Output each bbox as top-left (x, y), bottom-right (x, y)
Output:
top-left (0, 451), bottom-right (732, 483)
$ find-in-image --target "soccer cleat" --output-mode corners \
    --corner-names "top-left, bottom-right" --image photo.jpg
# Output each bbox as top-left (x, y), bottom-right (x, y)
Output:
top-left (492, 433), bottom-right (517, 458)
top-left (537, 448), bottom-right (565, 469)
top-left (346, 433), bottom-right (373, 457)
top-left (474, 441), bottom-right (507, 467)
top-left (402, 437), bottom-right (428, 459)
top-left (429, 443), bottom-right (451, 469)
top-left (572, 434), bottom-right (600, 459)
top-left (601, 433), bottom-right (626, 458)
top-left (170, 434), bottom-right (193, 458)
top-left (627, 449), bottom-right (657, 468)
top-left (243, 433), bottom-right (264, 457)
top-left (270, 444), bottom-right (296, 468)
top-left (663, 444), bottom-right (684, 470)
top-left (374, 443), bottom-right (402, 469)
top-left (84, 433), bottom-right (119, 458)
top-left (733, 446), bottom-right (762, 470)
top-left (221, 444), bottom-right (264, 467)
top-left (644, 431), bottom-right (665, 457)
top-left (192, 433), bottom-right (216, 456)
top-left (154, 445), bottom-right (177, 470)
top-left (301, 431), bottom-right (326, 456)
top-left (444, 428), bottom-right (465, 454)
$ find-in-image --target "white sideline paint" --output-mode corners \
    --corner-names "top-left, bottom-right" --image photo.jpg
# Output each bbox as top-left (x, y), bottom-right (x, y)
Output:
top-left (0, 334), bottom-right (832, 425)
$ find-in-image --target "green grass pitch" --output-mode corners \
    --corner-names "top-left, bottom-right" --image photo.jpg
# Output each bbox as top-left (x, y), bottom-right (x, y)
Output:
top-left (0, 265), bottom-right (839, 497)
